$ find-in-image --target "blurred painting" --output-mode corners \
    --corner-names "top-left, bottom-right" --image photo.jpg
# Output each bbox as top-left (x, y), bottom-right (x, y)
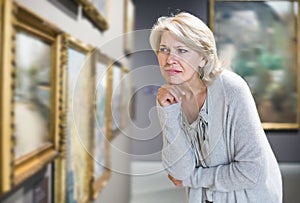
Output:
top-left (14, 31), bottom-right (51, 159)
top-left (67, 47), bottom-right (87, 203)
top-left (78, 0), bottom-right (109, 31)
top-left (213, 1), bottom-right (298, 128)
top-left (111, 65), bottom-right (122, 132)
top-left (94, 60), bottom-right (108, 180)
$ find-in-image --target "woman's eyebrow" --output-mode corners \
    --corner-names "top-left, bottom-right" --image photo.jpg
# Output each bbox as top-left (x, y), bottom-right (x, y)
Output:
top-left (159, 45), bottom-right (187, 48)
top-left (176, 45), bottom-right (188, 48)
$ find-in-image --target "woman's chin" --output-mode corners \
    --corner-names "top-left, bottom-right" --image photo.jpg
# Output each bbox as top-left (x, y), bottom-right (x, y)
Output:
top-left (163, 76), bottom-right (184, 85)
top-left (167, 80), bottom-right (184, 85)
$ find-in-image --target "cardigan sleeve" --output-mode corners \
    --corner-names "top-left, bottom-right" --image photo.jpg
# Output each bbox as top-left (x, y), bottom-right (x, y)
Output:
top-left (182, 77), bottom-right (268, 192)
top-left (157, 101), bottom-right (196, 180)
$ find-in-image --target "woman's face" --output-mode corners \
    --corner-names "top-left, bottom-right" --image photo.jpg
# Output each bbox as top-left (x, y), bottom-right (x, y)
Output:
top-left (157, 31), bottom-right (205, 85)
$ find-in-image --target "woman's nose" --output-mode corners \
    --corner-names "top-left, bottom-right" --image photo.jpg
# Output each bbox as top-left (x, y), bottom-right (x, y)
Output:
top-left (166, 52), bottom-right (178, 64)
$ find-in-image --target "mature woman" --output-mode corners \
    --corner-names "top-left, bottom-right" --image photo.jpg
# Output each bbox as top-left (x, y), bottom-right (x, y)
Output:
top-left (150, 12), bottom-right (282, 202)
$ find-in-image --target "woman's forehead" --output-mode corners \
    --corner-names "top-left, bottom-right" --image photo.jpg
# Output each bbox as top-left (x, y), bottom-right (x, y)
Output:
top-left (160, 31), bottom-right (186, 46)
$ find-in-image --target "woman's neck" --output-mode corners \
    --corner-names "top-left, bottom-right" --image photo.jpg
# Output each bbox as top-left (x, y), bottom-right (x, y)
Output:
top-left (183, 73), bottom-right (207, 96)
top-left (180, 78), bottom-right (207, 124)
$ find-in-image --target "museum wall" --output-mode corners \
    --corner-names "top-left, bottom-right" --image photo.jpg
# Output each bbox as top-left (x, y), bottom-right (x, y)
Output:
top-left (0, 0), bottom-right (132, 202)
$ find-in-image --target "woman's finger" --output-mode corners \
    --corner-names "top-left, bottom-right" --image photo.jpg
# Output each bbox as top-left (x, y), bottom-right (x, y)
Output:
top-left (162, 85), bottom-right (184, 102)
top-left (157, 85), bottom-right (181, 106)
top-left (168, 174), bottom-right (183, 187)
top-left (157, 87), bottom-right (176, 106)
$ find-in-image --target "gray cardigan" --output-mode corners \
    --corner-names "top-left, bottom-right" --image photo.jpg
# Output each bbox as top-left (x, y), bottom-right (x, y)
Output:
top-left (157, 70), bottom-right (282, 203)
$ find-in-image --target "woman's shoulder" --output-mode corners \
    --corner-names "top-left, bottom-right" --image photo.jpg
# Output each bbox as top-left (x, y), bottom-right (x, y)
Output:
top-left (210, 69), bottom-right (252, 102)
top-left (219, 69), bottom-right (249, 92)
top-left (220, 69), bottom-right (247, 85)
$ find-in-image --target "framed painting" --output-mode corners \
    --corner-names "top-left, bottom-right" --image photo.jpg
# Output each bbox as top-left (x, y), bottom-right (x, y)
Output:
top-left (91, 49), bottom-right (112, 199)
top-left (124, 0), bottom-right (135, 56)
top-left (76, 0), bottom-right (109, 31)
top-left (120, 67), bottom-right (132, 130)
top-left (54, 34), bottom-right (94, 203)
top-left (32, 176), bottom-right (49, 203)
top-left (0, 1), bottom-right (62, 194)
top-left (111, 61), bottom-right (122, 135)
top-left (210, 0), bottom-right (300, 129)
top-left (0, 0), bottom-right (5, 193)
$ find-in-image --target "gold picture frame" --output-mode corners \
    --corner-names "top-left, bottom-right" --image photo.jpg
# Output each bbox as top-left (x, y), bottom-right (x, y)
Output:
top-left (0, 0), bottom-right (6, 194)
top-left (54, 34), bottom-right (94, 203)
top-left (209, 0), bottom-right (300, 130)
top-left (111, 61), bottom-right (122, 135)
top-left (120, 66), bottom-right (132, 130)
top-left (0, 1), bottom-right (62, 194)
top-left (124, 0), bottom-right (135, 55)
top-left (91, 49), bottom-right (112, 199)
top-left (76, 0), bottom-right (109, 31)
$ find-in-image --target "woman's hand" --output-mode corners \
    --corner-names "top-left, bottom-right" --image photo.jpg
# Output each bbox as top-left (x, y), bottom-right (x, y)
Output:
top-left (168, 174), bottom-right (183, 187)
top-left (157, 84), bottom-right (205, 123)
top-left (157, 84), bottom-right (185, 107)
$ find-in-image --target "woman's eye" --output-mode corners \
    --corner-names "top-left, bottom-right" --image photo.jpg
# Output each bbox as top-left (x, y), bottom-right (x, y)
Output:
top-left (178, 49), bottom-right (188, 54)
top-left (159, 47), bottom-right (169, 53)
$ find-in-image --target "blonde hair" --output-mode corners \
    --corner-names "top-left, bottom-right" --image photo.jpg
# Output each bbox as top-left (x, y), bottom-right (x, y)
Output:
top-left (149, 12), bottom-right (223, 85)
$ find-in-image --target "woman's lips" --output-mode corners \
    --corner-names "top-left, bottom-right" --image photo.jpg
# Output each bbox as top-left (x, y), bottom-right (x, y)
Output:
top-left (166, 69), bottom-right (182, 75)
